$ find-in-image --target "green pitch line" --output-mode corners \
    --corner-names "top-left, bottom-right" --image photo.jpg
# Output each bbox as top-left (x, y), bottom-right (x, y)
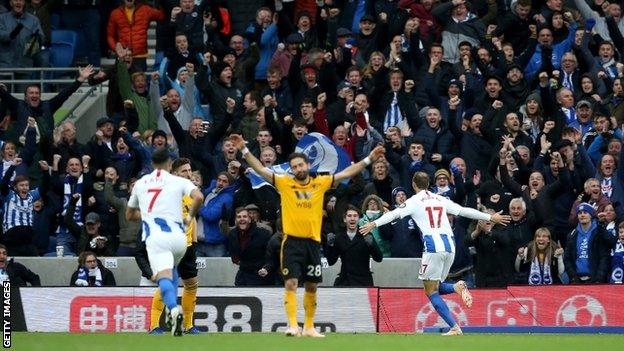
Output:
top-left (10, 332), bottom-right (624, 351)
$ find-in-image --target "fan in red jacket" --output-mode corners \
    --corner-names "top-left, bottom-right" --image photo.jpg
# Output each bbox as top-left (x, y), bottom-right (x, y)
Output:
top-left (107, 0), bottom-right (165, 69)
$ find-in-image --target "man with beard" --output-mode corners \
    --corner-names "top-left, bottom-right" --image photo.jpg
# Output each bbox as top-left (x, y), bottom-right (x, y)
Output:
top-left (413, 107), bottom-right (456, 168)
top-left (325, 205), bottom-right (383, 286)
top-left (503, 64), bottom-right (530, 111)
top-left (230, 133), bottom-right (384, 337)
top-left (229, 207), bottom-right (272, 286)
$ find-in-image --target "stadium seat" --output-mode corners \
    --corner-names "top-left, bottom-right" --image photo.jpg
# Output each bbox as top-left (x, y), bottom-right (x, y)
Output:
top-left (50, 42), bottom-right (75, 68)
top-left (50, 30), bottom-right (78, 68)
top-left (51, 30), bottom-right (78, 48)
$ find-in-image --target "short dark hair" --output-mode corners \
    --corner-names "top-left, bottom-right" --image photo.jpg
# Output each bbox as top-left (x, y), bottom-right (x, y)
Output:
top-left (288, 152), bottom-right (309, 164)
top-left (24, 84), bottom-right (40, 95)
top-left (235, 206), bottom-right (248, 215)
top-left (172, 157), bottom-right (191, 171)
top-left (412, 171), bottom-right (430, 190)
top-left (151, 147), bottom-right (171, 165)
top-left (409, 139), bottom-right (424, 148)
top-left (344, 204), bottom-right (361, 217)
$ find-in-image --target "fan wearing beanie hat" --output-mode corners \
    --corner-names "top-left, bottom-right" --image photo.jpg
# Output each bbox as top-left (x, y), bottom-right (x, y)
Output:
top-left (566, 201), bottom-right (613, 284)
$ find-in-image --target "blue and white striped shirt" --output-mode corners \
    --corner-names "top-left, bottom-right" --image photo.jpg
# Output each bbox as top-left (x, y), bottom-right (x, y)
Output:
top-left (2, 188), bottom-right (41, 232)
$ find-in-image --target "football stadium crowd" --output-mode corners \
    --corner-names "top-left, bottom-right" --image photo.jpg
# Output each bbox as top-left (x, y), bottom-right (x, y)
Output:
top-left (0, 0), bottom-right (623, 288)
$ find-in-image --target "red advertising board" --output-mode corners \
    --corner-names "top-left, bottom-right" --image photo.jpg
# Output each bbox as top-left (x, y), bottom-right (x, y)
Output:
top-left (69, 296), bottom-right (153, 333)
top-left (371, 285), bottom-right (624, 332)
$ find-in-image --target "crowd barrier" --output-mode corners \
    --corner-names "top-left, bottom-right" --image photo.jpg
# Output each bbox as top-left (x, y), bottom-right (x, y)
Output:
top-left (14, 257), bottom-right (424, 287)
top-left (7, 285), bottom-right (624, 333)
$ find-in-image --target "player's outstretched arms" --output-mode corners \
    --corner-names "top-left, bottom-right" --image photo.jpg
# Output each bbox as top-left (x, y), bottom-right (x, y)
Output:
top-left (334, 145), bottom-right (385, 187)
top-left (359, 207), bottom-right (402, 235)
top-left (229, 134), bottom-right (275, 185)
top-left (490, 210), bottom-right (512, 226)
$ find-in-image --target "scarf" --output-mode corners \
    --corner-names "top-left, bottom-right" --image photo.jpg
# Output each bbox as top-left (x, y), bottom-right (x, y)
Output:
top-left (602, 58), bottom-right (618, 78)
top-left (0, 159), bottom-right (14, 180)
top-left (75, 266), bottom-right (103, 287)
top-left (528, 253), bottom-right (553, 285)
top-left (610, 241), bottom-right (624, 283)
top-left (62, 174), bottom-right (83, 224)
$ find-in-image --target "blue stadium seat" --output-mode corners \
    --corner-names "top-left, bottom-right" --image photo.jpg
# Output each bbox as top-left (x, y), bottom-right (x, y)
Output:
top-left (50, 42), bottom-right (75, 68)
top-left (51, 30), bottom-right (78, 48)
top-left (50, 30), bottom-right (78, 68)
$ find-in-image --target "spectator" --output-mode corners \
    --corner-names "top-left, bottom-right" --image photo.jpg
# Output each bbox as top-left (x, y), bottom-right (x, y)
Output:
top-left (64, 198), bottom-right (114, 257)
top-left (0, 243), bottom-right (40, 286)
top-left (386, 186), bottom-right (423, 258)
top-left (244, 203), bottom-right (272, 234)
top-left (107, 0), bottom-right (166, 71)
top-left (228, 207), bottom-right (272, 286)
top-left (56, 0), bottom-right (100, 66)
top-left (358, 194), bottom-right (391, 257)
top-left (104, 171), bottom-right (140, 256)
top-left (564, 203), bottom-right (612, 283)
top-left (515, 227), bottom-right (565, 285)
top-left (610, 221), bottom-right (624, 283)
top-left (325, 205), bottom-right (383, 286)
top-left (169, 0), bottom-right (205, 54)
top-left (245, 7), bottom-right (278, 82)
top-left (70, 250), bottom-right (116, 286)
top-left (0, 0), bottom-right (43, 78)
top-left (197, 171), bottom-right (235, 257)
top-left (1, 158), bottom-right (49, 256)
top-left (466, 210), bottom-right (512, 287)
top-left (0, 65), bottom-right (92, 145)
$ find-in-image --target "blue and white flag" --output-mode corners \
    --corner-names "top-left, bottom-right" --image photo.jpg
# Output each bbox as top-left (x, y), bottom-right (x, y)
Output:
top-left (248, 132), bottom-right (353, 189)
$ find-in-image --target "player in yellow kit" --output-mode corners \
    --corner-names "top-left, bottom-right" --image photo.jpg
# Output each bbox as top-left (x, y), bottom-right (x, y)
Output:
top-left (230, 134), bottom-right (384, 337)
top-left (149, 158), bottom-right (201, 334)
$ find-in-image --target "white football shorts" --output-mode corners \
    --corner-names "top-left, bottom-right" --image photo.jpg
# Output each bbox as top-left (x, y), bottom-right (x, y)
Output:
top-left (419, 251), bottom-right (455, 281)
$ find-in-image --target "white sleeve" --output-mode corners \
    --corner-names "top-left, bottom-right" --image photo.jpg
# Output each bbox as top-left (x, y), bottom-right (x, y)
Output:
top-left (372, 200), bottom-right (412, 227)
top-left (181, 178), bottom-right (198, 197)
top-left (440, 196), bottom-right (491, 221)
top-left (127, 188), bottom-right (139, 208)
top-left (457, 206), bottom-right (492, 221)
top-left (441, 196), bottom-right (463, 216)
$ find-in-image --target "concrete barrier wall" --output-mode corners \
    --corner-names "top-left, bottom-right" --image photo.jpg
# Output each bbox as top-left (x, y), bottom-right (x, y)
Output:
top-left (15, 257), bottom-right (423, 287)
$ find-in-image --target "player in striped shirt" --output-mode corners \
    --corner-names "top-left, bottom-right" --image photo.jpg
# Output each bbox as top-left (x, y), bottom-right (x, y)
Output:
top-left (360, 172), bottom-right (510, 335)
top-left (1, 158), bottom-right (50, 256)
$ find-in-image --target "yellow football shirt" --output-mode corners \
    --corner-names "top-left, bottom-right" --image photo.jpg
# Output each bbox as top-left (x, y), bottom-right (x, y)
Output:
top-left (182, 195), bottom-right (197, 246)
top-left (274, 174), bottom-right (333, 242)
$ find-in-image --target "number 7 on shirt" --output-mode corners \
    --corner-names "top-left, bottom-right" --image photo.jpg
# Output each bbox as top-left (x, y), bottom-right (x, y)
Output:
top-left (147, 188), bottom-right (162, 213)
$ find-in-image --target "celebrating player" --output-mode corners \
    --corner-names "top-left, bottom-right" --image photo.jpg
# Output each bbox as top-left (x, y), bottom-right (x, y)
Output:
top-left (148, 158), bottom-right (201, 334)
top-left (125, 149), bottom-right (204, 336)
top-left (230, 134), bottom-right (384, 337)
top-left (360, 172), bottom-right (511, 335)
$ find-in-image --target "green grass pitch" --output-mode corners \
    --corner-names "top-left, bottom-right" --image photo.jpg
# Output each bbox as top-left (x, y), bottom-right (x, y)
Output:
top-left (9, 333), bottom-right (624, 351)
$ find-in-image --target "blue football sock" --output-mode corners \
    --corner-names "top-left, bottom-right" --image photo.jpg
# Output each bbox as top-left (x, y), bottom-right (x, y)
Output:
top-left (439, 282), bottom-right (455, 295)
top-left (428, 292), bottom-right (457, 328)
top-left (172, 266), bottom-right (179, 288)
top-left (158, 278), bottom-right (178, 311)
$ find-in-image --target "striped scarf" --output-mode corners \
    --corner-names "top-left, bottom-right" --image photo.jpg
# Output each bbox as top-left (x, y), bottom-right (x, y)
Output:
top-left (63, 174), bottom-right (83, 222)
top-left (528, 254), bottom-right (553, 285)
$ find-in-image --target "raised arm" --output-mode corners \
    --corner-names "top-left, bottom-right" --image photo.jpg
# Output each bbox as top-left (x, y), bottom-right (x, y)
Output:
top-left (230, 134), bottom-right (275, 184)
top-left (333, 145), bottom-right (385, 187)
